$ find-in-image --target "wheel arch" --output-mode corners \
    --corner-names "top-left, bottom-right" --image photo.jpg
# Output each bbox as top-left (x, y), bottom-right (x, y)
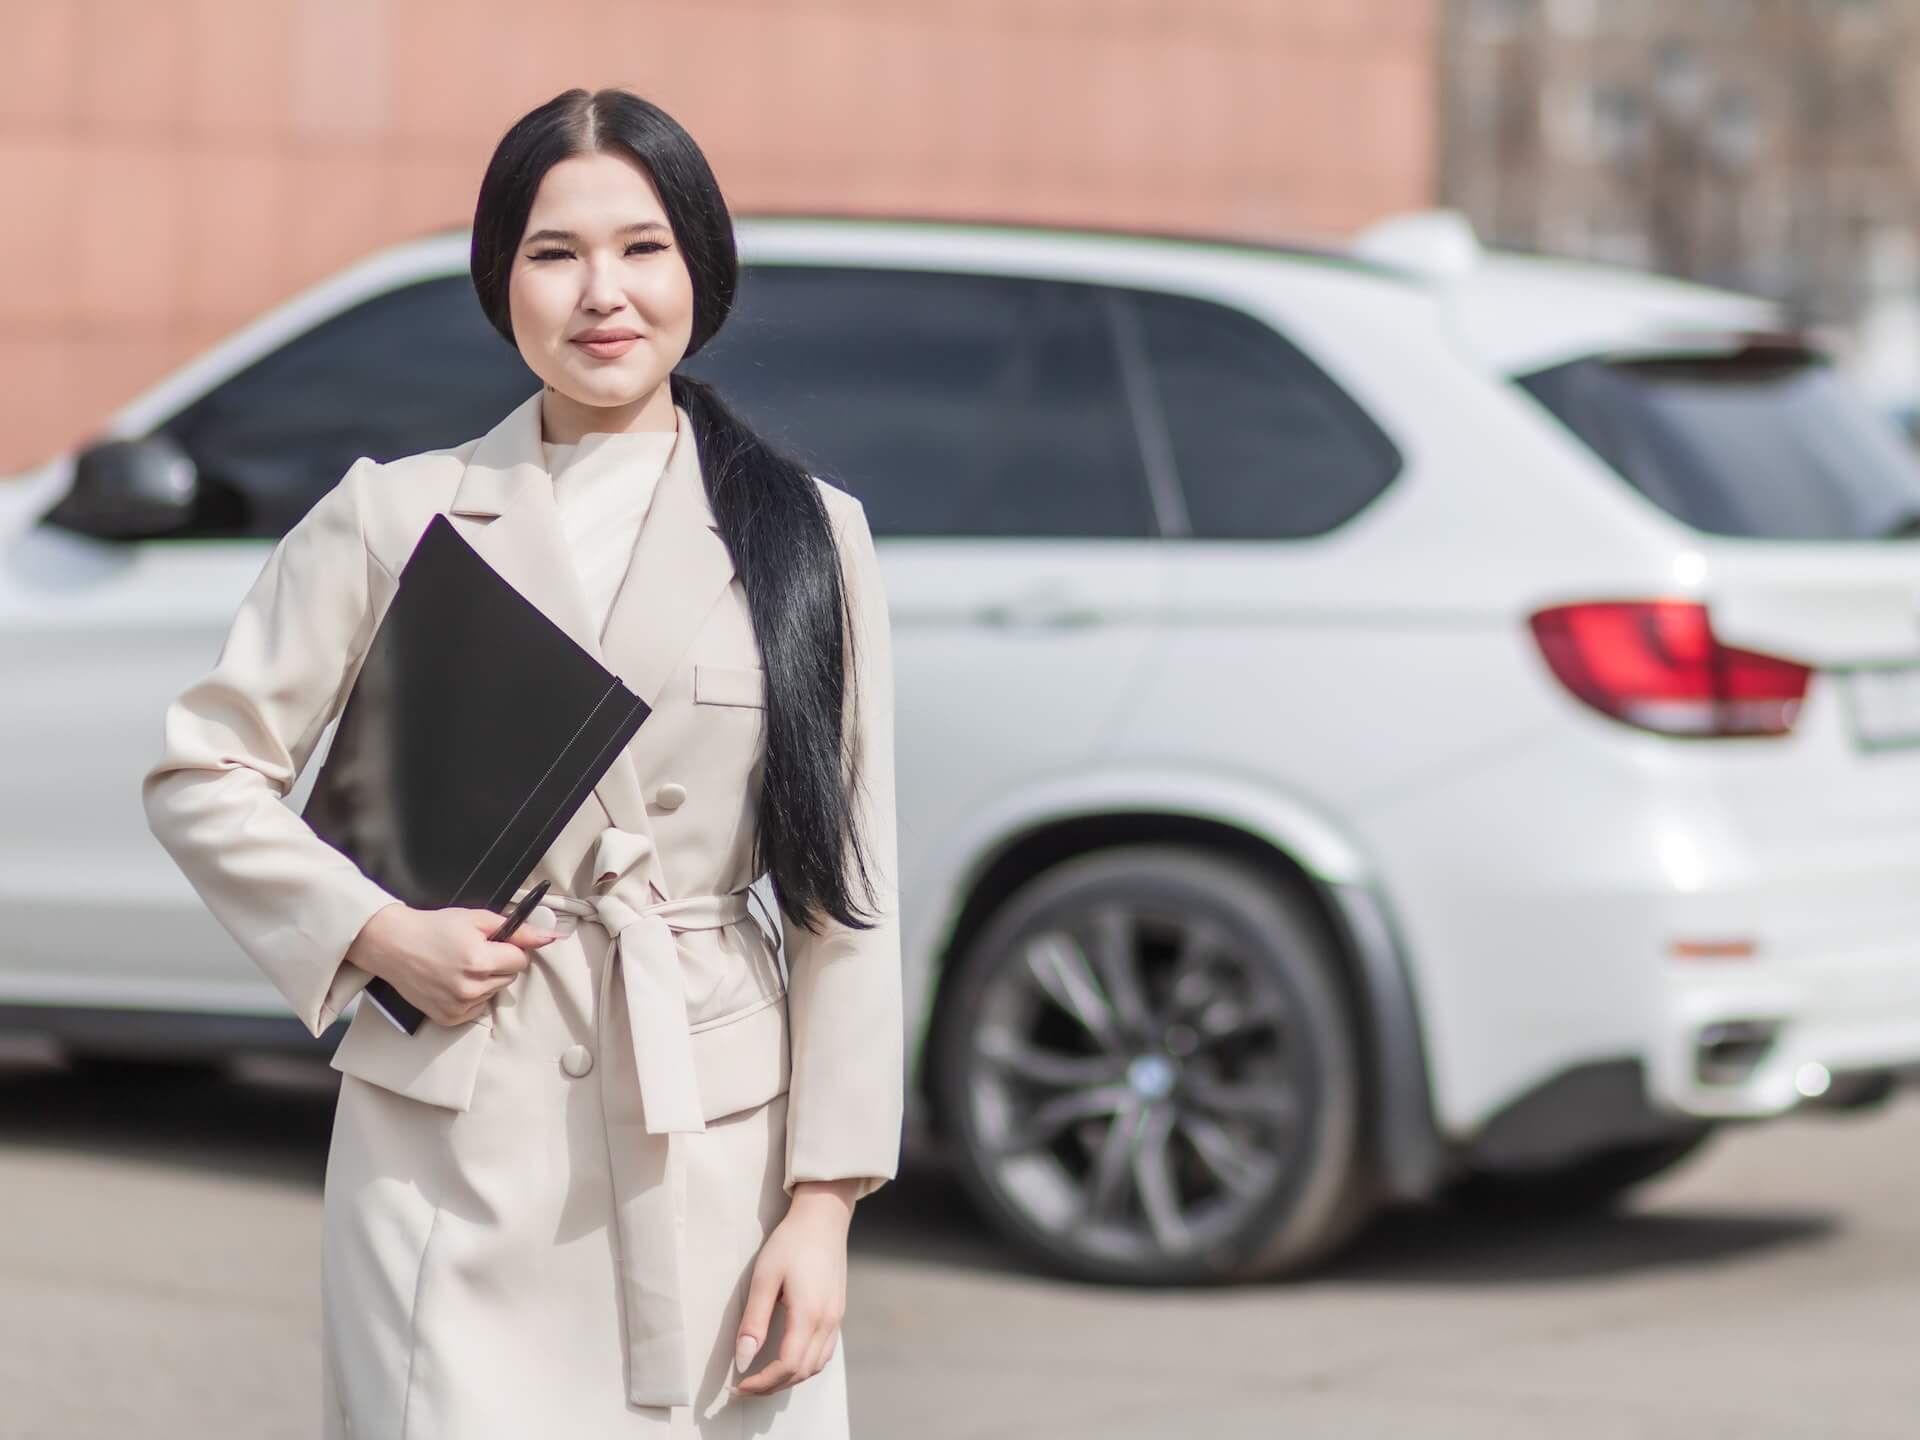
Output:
top-left (915, 777), bottom-right (1448, 1202)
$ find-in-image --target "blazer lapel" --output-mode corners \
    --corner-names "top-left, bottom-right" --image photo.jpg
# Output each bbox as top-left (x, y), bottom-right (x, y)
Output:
top-left (596, 401), bottom-right (740, 769)
top-left (443, 389), bottom-right (738, 848)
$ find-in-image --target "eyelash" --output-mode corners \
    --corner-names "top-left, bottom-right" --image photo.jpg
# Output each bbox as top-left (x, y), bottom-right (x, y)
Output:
top-left (529, 241), bottom-right (666, 261)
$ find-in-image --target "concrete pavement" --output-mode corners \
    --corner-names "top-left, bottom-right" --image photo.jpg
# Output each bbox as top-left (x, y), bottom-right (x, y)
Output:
top-left (1, 1045), bottom-right (1914, 1438)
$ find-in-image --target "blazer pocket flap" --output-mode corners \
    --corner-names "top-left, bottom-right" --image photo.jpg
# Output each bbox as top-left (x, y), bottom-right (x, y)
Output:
top-left (693, 663), bottom-right (767, 709)
top-left (689, 994), bottom-right (789, 1122)
top-left (328, 998), bottom-right (492, 1112)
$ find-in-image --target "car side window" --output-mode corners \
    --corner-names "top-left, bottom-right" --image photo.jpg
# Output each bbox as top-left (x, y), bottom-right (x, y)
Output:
top-left (156, 276), bottom-right (539, 539)
top-left (680, 266), bottom-right (1157, 538)
top-left (1124, 289), bottom-right (1401, 539)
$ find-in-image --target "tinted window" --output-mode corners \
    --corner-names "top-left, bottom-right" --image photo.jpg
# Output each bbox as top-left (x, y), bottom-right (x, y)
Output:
top-left (1126, 290), bottom-right (1401, 539)
top-left (159, 277), bottom-right (538, 538)
top-left (681, 267), bottom-right (1155, 538)
top-left (1518, 349), bottom-right (1920, 541)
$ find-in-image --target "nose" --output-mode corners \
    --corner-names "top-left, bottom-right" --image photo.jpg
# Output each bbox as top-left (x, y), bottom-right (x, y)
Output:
top-left (581, 253), bottom-right (627, 314)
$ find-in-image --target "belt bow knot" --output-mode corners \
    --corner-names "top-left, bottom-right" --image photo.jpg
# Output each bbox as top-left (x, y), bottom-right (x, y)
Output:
top-left (584, 824), bottom-right (707, 1137)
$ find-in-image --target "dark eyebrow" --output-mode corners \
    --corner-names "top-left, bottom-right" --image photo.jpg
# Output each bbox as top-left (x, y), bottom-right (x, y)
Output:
top-left (522, 222), bottom-right (669, 246)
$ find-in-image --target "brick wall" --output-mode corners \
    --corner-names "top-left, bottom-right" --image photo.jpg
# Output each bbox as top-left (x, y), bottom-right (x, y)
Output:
top-left (0, 0), bottom-right (1438, 471)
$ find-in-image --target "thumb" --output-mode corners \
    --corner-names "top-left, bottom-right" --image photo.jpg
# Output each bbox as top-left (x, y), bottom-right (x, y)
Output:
top-left (736, 1257), bottom-right (781, 1372)
top-left (467, 908), bottom-right (559, 945)
top-left (501, 926), bottom-right (561, 950)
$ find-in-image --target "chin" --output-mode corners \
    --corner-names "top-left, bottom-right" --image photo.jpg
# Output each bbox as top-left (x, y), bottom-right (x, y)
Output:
top-left (560, 375), bottom-right (649, 408)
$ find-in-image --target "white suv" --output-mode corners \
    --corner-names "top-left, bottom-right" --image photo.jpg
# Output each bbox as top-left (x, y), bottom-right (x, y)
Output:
top-left (7, 213), bottom-right (1920, 1284)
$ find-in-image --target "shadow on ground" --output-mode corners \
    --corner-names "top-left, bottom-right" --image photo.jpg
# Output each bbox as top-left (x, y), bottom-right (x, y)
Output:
top-left (1315, 1200), bottom-right (1833, 1286)
top-left (0, 1050), bottom-right (335, 1188)
top-left (0, 1051), bottom-right (1841, 1291)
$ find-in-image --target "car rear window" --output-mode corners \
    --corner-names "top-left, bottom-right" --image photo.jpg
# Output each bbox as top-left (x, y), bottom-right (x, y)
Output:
top-left (1516, 347), bottom-right (1920, 541)
top-left (1124, 288), bottom-right (1402, 539)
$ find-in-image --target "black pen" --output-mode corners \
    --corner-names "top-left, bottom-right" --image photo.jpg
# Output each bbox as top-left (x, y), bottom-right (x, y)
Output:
top-left (490, 879), bottom-right (553, 943)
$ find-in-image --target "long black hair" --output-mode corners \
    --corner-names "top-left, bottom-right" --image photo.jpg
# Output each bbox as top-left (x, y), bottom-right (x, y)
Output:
top-left (469, 87), bottom-right (879, 938)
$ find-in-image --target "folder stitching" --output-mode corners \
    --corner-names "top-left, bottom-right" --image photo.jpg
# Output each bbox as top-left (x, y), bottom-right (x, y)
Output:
top-left (491, 688), bottom-right (647, 901)
top-left (453, 680), bottom-right (622, 903)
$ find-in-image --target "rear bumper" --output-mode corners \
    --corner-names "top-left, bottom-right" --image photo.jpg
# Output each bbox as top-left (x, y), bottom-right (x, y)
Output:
top-left (1440, 907), bottom-right (1920, 1173)
top-left (1366, 700), bottom-right (1920, 1143)
top-left (1652, 924), bottom-right (1920, 1117)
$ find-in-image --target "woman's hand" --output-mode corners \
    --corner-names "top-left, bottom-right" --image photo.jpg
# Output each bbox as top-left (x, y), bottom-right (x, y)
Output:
top-left (732, 1178), bottom-right (861, 1396)
top-left (346, 903), bottom-right (559, 1027)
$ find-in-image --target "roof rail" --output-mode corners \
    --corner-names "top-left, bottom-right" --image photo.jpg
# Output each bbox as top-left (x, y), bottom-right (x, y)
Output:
top-left (727, 208), bottom-right (1421, 281)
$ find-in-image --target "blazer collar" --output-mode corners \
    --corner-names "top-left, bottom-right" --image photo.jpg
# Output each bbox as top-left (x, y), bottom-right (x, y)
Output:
top-left (447, 388), bottom-right (738, 836)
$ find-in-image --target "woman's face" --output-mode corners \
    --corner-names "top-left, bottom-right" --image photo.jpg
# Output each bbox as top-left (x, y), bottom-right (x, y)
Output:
top-left (507, 150), bottom-right (695, 440)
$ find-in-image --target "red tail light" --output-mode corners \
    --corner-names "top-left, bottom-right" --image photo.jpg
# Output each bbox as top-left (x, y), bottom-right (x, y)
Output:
top-left (1527, 600), bottom-right (1811, 738)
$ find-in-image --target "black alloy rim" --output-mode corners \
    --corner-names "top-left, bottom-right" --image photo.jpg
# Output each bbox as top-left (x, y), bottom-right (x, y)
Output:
top-left (962, 896), bottom-right (1315, 1271)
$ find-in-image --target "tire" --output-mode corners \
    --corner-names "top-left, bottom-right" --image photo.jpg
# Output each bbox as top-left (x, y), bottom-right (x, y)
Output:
top-left (931, 845), bottom-right (1378, 1284)
top-left (1446, 1124), bottom-right (1717, 1218)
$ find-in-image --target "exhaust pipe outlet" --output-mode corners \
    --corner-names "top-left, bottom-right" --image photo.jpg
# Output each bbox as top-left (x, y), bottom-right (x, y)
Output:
top-left (1695, 1018), bottom-right (1780, 1086)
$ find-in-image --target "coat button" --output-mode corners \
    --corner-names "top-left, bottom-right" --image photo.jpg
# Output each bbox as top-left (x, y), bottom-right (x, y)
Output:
top-left (560, 1044), bottom-right (594, 1078)
top-left (529, 904), bottom-right (557, 932)
top-left (655, 781), bottom-right (688, 811)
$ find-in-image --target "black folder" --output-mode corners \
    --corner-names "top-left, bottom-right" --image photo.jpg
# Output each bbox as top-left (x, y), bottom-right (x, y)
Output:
top-left (301, 511), bottom-right (650, 1034)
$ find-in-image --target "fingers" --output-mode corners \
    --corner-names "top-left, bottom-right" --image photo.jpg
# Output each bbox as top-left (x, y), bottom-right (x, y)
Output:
top-left (804, 1299), bottom-right (842, 1379)
top-left (401, 910), bottom-right (552, 1027)
top-left (452, 972), bottom-right (513, 1024)
top-left (734, 1257), bottom-right (781, 1383)
top-left (444, 941), bottom-right (530, 1027)
top-left (482, 940), bottom-right (540, 975)
top-left (441, 946), bottom-right (538, 1026)
top-left (792, 1325), bottom-right (834, 1392)
top-left (457, 912), bottom-right (559, 977)
top-left (810, 1325), bottom-right (840, 1378)
top-left (734, 1299), bottom-right (838, 1397)
top-left (464, 907), bottom-right (561, 951)
top-left (733, 1341), bottom-right (801, 1396)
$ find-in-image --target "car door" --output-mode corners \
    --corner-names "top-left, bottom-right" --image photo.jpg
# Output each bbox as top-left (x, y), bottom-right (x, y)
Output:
top-left (2, 275), bottom-right (538, 1016)
top-left (682, 264), bottom-right (1174, 1030)
top-left (1100, 281), bottom-right (1409, 793)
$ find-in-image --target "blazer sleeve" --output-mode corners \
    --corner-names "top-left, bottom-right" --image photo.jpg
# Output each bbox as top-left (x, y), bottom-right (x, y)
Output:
top-left (140, 456), bottom-right (404, 1039)
top-left (780, 493), bottom-right (905, 1199)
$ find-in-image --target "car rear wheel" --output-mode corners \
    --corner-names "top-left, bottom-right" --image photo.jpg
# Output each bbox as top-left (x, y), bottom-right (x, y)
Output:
top-left (932, 845), bottom-right (1376, 1284)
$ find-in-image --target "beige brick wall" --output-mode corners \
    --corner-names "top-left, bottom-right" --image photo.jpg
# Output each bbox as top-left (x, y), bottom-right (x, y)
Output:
top-left (0, 0), bottom-right (1438, 472)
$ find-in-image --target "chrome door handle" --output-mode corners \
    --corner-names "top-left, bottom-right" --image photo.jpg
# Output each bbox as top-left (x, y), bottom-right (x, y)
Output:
top-left (974, 588), bottom-right (1105, 629)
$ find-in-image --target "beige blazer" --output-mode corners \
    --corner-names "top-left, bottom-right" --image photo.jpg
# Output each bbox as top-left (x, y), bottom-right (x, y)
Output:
top-left (140, 390), bottom-right (902, 1435)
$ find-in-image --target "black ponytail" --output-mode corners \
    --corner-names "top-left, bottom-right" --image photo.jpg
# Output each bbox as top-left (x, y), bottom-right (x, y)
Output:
top-left (469, 87), bottom-right (880, 935)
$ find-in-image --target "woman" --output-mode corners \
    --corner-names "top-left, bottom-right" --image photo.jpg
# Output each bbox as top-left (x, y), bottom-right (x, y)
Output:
top-left (140, 87), bottom-right (902, 1438)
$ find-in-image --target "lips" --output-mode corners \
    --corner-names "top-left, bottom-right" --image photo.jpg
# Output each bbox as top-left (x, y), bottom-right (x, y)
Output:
top-left (572, 332), bottom-right (641, 358)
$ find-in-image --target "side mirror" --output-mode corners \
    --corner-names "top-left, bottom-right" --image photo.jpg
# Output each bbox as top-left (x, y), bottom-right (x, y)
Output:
top-left (44, 434), bottom-right (201, 540)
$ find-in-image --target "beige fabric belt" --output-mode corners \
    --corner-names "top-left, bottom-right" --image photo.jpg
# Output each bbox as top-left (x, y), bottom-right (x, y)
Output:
top-left (503, 824), bottom-right (759, 1410)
